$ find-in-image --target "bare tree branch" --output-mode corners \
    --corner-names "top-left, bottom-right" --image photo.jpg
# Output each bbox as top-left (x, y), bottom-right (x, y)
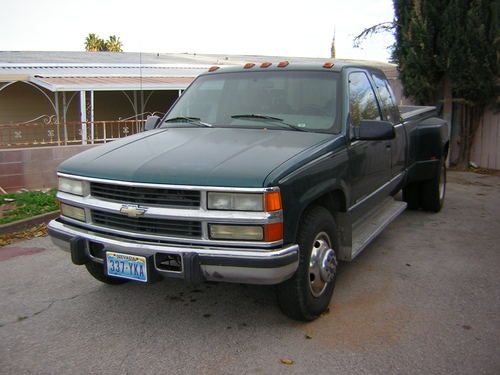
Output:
top-left (353, 22), bottom-right (394, 48)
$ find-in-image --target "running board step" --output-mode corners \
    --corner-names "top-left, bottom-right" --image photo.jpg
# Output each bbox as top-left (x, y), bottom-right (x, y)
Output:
top-left (350, 198), bottom-right (407, 260)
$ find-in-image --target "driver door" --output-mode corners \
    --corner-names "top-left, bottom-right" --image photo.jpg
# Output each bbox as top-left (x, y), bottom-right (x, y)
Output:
top-left (347, 71), bottom-right (392, 212)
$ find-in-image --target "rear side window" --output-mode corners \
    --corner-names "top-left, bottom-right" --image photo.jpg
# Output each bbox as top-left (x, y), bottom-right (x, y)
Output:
top-left (372, 73), bottom-right (400, 123)
top-left (348, 72), bottom-right (381, 126)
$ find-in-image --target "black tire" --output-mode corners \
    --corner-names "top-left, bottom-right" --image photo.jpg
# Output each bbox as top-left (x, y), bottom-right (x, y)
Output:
top-left (421, 159), bottom-right (446, 212)
top-left (85, 261), bottom-right (129, 285)
top-left (277, 206), bottom-right (338, 321)
top-left (402, 182), bottom-right (420, 209)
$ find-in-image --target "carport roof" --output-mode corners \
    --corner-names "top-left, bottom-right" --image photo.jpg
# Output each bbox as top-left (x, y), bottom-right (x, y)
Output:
top-left (30, 75), bottom-right (197, 92)
top-left (0, 62), bottom-right (208, 92)
top-left (0, 52), bottom-right (399, 92)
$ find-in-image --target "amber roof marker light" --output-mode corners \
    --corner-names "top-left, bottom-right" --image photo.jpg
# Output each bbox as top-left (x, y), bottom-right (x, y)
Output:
top-left (277, 61), bottom-right (289, 68)
top-left (260, 62), bottom-right (272, 68)
top-left (323, 62), bottom-right (335, 69)
top-left (244, 63), bottom-right (256, 69)
top-left (208, 66), bottom-right (220, 72)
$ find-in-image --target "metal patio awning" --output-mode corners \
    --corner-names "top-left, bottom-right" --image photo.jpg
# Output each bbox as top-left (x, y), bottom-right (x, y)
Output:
top-left (29, 75), bottom-right (197, 92)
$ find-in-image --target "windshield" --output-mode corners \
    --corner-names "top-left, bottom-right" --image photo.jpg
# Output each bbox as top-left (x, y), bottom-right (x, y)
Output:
top-left (162, 71), bottom-right (340, 133)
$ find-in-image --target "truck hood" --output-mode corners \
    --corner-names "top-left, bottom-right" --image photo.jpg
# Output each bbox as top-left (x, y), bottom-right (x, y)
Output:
top-left (58, 127), bottom-right (335, 187)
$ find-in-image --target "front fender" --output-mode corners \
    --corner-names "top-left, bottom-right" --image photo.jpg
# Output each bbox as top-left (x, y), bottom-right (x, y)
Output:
top-left (275, 149), bottom-right (350, 243)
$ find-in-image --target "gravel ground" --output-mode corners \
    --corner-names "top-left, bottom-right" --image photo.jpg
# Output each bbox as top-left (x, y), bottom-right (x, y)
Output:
top-left (0, 171), bottom-right (499, 375)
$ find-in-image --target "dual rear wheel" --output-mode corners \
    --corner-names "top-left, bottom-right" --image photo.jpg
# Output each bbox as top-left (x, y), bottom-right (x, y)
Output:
top-left (403, 158), bottom-right (446, 212)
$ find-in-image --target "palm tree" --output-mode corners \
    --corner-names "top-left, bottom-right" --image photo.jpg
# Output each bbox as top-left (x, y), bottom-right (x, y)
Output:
top-left (85, 33), bottom-right (105, 51)
top-left (106, 35), bottom-right (123, 52)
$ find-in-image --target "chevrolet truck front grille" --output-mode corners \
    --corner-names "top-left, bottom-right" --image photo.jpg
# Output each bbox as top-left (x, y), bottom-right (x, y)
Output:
top-left (90, 182), bottom-right (201, 208)
top-left (91, 210), bottom-right (202, 238)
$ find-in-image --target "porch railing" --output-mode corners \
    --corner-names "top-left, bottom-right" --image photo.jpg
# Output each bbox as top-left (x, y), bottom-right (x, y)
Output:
top-left (0, 120), bottom-right (146, 148)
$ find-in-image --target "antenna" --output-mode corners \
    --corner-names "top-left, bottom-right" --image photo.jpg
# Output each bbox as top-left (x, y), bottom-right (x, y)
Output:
top-left (140, 51), bottom-right (144, 123)
top-left (331, 26), bottom-right (336, 59)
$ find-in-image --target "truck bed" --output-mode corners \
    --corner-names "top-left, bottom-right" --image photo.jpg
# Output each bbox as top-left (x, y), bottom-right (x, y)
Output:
top-left (399, 105), bottom-right (437, 121)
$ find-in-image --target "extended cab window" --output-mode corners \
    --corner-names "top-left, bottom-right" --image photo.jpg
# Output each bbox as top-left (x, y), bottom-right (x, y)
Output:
top-left (164, 71), bottom-right (340, 133)
top-left (348, 72), bottom-right (381, 126)
top-left (372, 73), bottom-right (401, 124)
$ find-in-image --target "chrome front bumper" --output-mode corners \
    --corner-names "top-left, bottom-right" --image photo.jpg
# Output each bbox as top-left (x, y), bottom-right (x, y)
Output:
top-left (48, 219), bottom-right (299, 285)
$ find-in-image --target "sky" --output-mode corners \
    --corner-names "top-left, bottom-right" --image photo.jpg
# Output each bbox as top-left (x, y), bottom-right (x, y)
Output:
top-left (0, 0), bottom-right (395, 62)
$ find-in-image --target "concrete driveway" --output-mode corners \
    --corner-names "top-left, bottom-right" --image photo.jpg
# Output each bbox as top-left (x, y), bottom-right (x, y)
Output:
top-left (1, 171), bottom-right (499, 375)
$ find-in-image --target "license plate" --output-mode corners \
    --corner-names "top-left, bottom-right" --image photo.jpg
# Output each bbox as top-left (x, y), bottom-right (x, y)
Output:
top-left (106, 252), bottom-right (148, 282)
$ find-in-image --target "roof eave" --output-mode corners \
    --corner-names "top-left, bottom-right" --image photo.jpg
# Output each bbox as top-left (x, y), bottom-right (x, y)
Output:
top-left (28, 77), bottom-right (189, 92)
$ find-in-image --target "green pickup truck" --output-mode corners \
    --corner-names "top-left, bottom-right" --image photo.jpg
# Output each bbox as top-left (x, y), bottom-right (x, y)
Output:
top-left (49, 61), bottom-right (449, 320)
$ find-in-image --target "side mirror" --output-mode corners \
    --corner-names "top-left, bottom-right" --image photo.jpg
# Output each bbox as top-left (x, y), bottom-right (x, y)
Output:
top-left (353, 120), bottom-right (395, 141)
top-left (144, 115), bottom-right (160, 131)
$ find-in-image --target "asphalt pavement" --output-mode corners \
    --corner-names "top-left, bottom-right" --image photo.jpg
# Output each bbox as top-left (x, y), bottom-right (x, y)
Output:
top-left (1, 171), bottom-right (499, 375)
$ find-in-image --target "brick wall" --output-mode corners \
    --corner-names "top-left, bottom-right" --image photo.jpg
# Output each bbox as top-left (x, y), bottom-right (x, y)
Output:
top-left (0, 145), bottom-right (97, 192)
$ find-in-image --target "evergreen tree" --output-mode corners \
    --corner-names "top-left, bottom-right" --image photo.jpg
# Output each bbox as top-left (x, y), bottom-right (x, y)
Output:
top-left (393, 0), bottom-right (499, 167)
top-left (392, 0), bottom-right (447, 104)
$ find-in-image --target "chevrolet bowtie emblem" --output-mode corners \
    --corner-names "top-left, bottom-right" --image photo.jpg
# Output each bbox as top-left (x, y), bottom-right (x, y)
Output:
top-left (119, 205), bottom-right (147, 218)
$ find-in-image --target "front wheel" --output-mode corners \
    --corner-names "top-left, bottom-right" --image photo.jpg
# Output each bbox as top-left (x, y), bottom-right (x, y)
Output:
top-left (276, 207), bottom-right (338, 321)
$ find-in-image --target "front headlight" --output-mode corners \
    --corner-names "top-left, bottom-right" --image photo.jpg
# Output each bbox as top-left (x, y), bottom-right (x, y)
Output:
top-left (207, 192), bottom-right (264, 211)
top-left (58, 177), bottom-right (85, 196)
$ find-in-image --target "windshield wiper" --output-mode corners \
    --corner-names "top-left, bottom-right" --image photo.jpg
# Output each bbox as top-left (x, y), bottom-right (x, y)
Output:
top-left (164, 116), bottom-right (213, 127)
top-left (230, 114), bottom-right (307, 132)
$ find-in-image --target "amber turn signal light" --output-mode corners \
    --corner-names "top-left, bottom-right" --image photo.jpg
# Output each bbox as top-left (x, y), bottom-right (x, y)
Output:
top-left (264, 222), bottom-right (283, 242)
top-left (265, 191), bottom-right (282, 212)
top-left (323, 62), bottom-right (335, 69)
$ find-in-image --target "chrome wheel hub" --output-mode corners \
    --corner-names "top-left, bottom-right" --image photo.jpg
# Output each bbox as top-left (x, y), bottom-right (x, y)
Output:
top-left (308, 232), bottom-right (337, 297)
